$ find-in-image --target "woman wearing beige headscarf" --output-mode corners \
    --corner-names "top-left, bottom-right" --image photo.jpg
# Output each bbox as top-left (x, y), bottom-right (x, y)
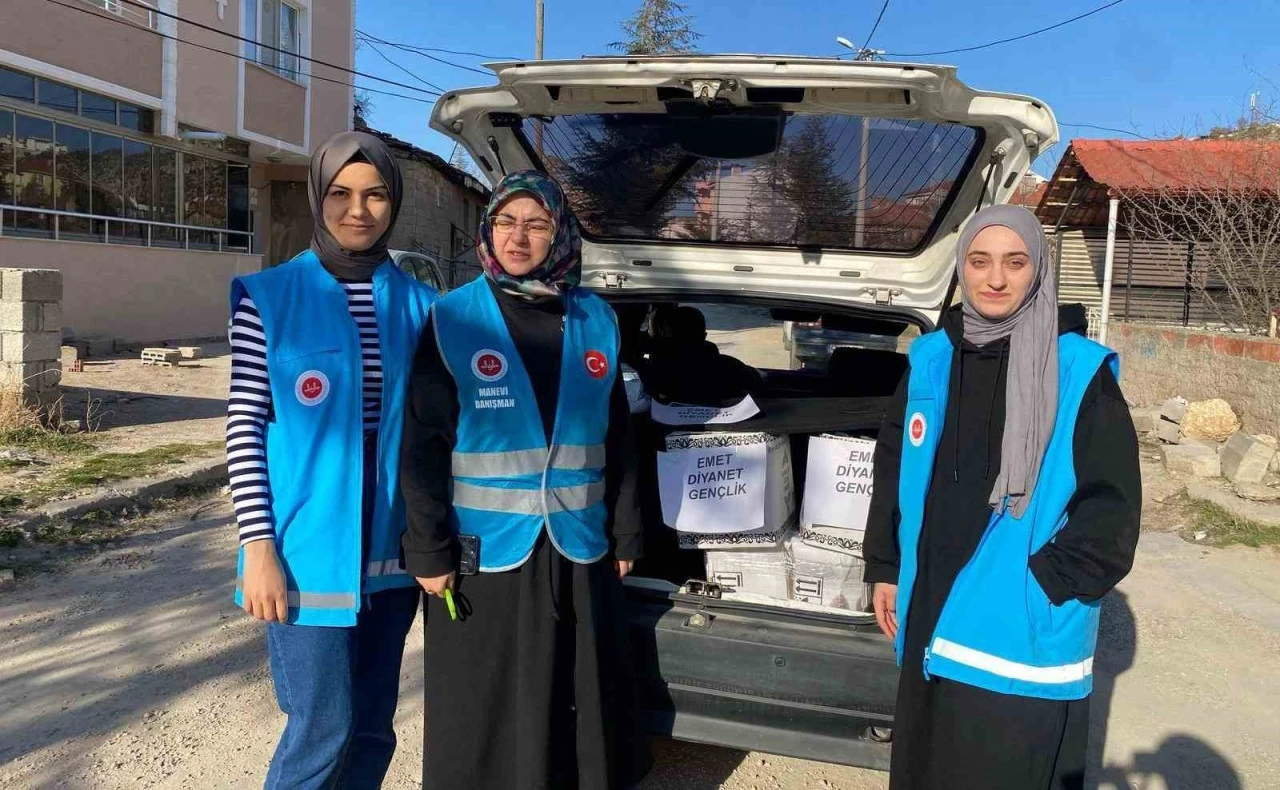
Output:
top-left (863, 205), bottom-right (1142, 789)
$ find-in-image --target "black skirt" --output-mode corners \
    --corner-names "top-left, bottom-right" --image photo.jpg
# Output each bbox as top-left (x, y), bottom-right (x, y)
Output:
top-left (422, 535), bottom-right (652, 790)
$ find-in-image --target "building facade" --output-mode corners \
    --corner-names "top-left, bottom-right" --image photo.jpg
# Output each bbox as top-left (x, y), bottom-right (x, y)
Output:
top-left (0, 0), bottom-right (355, 342)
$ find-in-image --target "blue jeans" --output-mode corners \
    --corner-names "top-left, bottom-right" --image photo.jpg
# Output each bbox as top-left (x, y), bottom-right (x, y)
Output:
top-left (264, 586), bottom-right (421, 790)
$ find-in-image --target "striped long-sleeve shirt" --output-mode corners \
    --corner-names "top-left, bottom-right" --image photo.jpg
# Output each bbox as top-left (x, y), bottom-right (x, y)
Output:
top-left (227, 280), bottom-right (382, 545)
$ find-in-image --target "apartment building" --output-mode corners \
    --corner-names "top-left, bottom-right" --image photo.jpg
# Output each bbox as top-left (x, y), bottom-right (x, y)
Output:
top-left (0, 0), bottom-right (355, 342)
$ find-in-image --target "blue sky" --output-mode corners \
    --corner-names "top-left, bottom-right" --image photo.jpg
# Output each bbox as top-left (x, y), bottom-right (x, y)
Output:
top-left (354, 0), bottom-right (1280, 176)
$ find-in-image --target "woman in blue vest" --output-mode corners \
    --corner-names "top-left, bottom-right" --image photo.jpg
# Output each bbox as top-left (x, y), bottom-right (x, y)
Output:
top-left (227, 130), bottom-right (435, 789)
top-left (863, 205), bottom-right (1142, 789)
top-left (399, 170), bottom-right (650, 789)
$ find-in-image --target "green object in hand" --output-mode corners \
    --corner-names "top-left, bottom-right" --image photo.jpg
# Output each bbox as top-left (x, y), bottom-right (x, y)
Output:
top-left (443, 588), bottom-right (458, 621)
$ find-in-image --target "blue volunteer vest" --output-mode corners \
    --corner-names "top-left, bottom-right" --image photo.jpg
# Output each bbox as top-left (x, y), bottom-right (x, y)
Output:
top-left (895, 329), bottom-right (1118, 700)
top-left (432, 278), bottom-right (619, 571)
top-left (230, 251), bottom-right (436, 627)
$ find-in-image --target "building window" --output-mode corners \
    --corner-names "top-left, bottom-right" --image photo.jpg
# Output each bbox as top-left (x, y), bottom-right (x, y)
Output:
top-left (13, 115), bottom-right (55, 235)
top-left (154, 147), bottom-right (179, 245)
top-left (246, 0), bottom-right (303, 82)
top-left (0, 67), bottom-right (155, 135)
top-left (54, 123), bottom-right (92, 237)
top-left (0, 111), bottom-right (13, 207)
top-left (183, 153), bottom-right (228, 248)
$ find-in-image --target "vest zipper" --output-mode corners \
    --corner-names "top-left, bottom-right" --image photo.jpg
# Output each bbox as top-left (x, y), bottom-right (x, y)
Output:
top-left (922, 645), bottom-right (933, 680)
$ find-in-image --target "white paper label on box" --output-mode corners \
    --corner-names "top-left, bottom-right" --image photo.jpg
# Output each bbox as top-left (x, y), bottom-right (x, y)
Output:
top-left (657, 440), bottom-right (768, 533)
top-left (801, 435), bottom-right (876, 532)
top-left (650, 395), bottom-right (761, 426)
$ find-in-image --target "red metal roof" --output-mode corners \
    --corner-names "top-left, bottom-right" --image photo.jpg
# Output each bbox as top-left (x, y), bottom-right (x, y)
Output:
top-left (1072, 138), bottom-right (1280, 194)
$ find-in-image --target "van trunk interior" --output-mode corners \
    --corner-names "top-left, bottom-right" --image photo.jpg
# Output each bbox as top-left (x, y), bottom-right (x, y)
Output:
top-left (607, 296), bottom-right (913, 596)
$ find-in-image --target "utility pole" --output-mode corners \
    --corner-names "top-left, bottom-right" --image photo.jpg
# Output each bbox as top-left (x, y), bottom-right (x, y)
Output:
top-left (535, 0), bottom-right (545, 158)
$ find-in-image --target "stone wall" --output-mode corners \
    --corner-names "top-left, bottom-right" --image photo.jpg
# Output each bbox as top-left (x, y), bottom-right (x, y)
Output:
top-left (0, 268), bottom-right (62, 403)
top-left (387, 157), bottom-right (486, 266)
top-left (1111, 322), bottom-right (1280, 436)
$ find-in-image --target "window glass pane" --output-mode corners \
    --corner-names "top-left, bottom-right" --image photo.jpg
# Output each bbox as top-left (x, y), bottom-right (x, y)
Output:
top-left (14, 115), bottom-right (55, 236)
top-left (81, 92), bottom-right (118, 125)
top-left (54, 123), bottom-right (93, 237)
top-left (37, 79), bottom-right (78, 115)
top-left (154, 148), bottom-right (179, 245)
top-left (279, 3), bottom-right (299, 80)
top-left (206, 159), bottom-right (227, 230)
top-left (0, 68), bottom-right (35, 103)
top-left (0, 111), bottom-right (13, 205)
top-left (228, 165), bottom-right (250, 250)
top-left (260, 0), bottom-right (279, 69)
top-left (121, 140), bottom-right (152, 245)
top-left (91, 133), bottom-right (122, 243)
top-left (118, 104), bottom-right (155, 134)
top-left (243, 0), bottom-right (259, 62)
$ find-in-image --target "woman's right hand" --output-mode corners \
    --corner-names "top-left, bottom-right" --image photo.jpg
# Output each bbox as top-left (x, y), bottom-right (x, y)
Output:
top-left (242, 540), bottom-right (289, 623)
top-left (873, 583), bottom-right (899, 641)
top-left (416, 572), bottom-right (456, 598)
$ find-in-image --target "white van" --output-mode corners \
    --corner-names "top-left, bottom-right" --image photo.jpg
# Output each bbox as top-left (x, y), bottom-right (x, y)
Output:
top-left (431, 55), bottom-right (1057, 769)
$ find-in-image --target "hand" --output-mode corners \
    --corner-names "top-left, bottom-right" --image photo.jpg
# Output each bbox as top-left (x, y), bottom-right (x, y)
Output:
top-left (416, 572), bottom-right (456, 598)
top-left (616, 560), bottom-right (634, 580)
top-left (873, 583), bottom-right (899, 641)
top-left (242, 540), bottom-right (289, 623)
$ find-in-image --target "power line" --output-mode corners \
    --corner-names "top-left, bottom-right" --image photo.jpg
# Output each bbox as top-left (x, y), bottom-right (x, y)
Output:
top-left (861, 0), bottom-right (891, 53)
top-left (882, 0), bottom-right (1127, 58)
top-left (356, 33), bottom-right (447, 93)
top-left (92, 0), bottom-right (442, 97)
top-left (1059, 122), bottom-right (1151, 140)
top-left (44, 0), bottom-right (440, 104)
top-left (356, 31), bottom-right (495, 76)
top-left (355, 32), bottom-right (516, 61)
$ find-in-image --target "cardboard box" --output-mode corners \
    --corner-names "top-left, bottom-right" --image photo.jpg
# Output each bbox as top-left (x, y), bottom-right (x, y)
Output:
top-left (659, 431), bottom-right (796, 549)
top-left (789, 535), bottom-right (872, 612)
top-left (799, 434), bottom-right (875, 558)
top-left (704, 546), bottom-right (791, 600)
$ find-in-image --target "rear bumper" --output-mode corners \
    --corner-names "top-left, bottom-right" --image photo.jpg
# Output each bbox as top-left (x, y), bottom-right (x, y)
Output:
top-left (626, 583), bottom-right (898, 769)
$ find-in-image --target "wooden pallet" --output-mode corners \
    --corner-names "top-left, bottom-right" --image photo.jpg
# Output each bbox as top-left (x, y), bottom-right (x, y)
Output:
top-left (141, 348), bottom-right (182, 367)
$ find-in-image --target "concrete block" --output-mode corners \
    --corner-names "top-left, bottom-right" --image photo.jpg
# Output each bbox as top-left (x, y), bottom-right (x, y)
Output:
top-left (1221, 433), bottom-right (1276, 485)
top-left (1163, 444), bottom-right (1221, 478)
top-left (1129, 407), bottom-right (1160, 435)
top-left (1157, 419), bottom-right (1182, 444)
top-left (2, 331), bottom-right (61, 363)
top-left (178, 346), bottom-right (203, 360)
top-left (1160, 396), bottom-right (1189, 425)
top-left (0, 360), bottom-right (60, 394)
top-left (60, 345), bottom-right (79, 364)
top-left (0, 269), bottom-right (63, 303)
top-left (0, 302), bottom-right (43, 332)
top-left (1234, 483), bottom-right (1280, 503)
top-left (41, 302), bottom-right (62, 333)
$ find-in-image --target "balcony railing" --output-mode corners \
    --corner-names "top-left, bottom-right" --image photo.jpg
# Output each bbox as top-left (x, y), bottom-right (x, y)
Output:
top-left (87, 0), bottom-right (157, 30)
top-left (0, 205), bottom-right (254, 254)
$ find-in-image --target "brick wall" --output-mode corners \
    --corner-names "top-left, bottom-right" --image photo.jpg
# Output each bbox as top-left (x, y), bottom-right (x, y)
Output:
top-left (387, 157), bottom-right (486, 266)
top-left (1111, 322), bottom-right (1280, 435)
top-left (0, 268), bottom-right (63, 404)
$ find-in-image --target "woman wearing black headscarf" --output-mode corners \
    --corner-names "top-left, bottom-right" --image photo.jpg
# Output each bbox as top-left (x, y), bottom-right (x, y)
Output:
top-left (863, 205), bottom-right (1142, 789)
top-left (227, 131), bottom-right (436, 788)
top-left (400, 171), bottom-right (651, 789)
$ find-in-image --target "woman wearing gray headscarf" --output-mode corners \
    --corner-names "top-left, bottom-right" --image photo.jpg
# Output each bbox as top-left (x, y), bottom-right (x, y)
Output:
top-left (862, 205), bottom-right (1141, 789)
top-left (226, 131), bottom-right (436, 788)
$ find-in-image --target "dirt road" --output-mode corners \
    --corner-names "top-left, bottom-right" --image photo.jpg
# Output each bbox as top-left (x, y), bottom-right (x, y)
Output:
top-left (2, 494), bottom-right (1278, 789)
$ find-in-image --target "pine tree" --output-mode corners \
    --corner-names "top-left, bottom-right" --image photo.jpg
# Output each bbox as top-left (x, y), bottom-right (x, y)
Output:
top-left (611, 0), bottom-right (702, 55)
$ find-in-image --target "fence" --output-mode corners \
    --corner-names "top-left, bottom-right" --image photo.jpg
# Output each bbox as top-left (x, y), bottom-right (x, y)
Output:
top-left (88, 0), bottom-right (156, 28)
top-left (0, 205), bottom-right (253, 254)
top-left (1054, 229), bottom-right (1240, 329)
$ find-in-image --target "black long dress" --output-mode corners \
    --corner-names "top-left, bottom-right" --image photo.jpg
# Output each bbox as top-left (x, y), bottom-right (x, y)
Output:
top-left (399, 278), bottom-right (651, 790)
top-left (863, 305), bottom-right (1142, 790)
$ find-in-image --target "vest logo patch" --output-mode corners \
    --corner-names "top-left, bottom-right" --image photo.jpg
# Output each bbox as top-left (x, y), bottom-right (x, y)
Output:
top-left (471, 349), bottom-right (508, 383)
top-left (584, 350), bottom-right (609, 380)
top-left (295, 370), bottom-right (330, 407)
top-left (908, 412), bottom-right (927, 447)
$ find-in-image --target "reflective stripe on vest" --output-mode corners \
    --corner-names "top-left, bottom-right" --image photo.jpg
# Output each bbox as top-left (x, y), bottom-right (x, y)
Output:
top-left (452, 479), bottom-right (606, 516)
top-left (451, 443), bottom-right (606, 478)
top-left (931, 638), bottom-right (1095, 685)
top-left (236, 580), bottom-right (356, 610)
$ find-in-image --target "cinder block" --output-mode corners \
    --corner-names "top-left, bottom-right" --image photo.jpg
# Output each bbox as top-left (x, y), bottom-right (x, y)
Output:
top-left (1, 331), bottom-right (61, 363)
top-left (1221, 433), bottom-right (1276, 485)
top-left (1129, 407), bottom-right (1160, 435)
top-left (0, 269), bottom-right (63, 303)
top-left (1160, 397), bottom-right (1189, 424)
top-left (1163, 444), bottom-right (1221, 478)
top-left (0, 360), bottom-right (60, 394)
top-left (41, 302), bottom-right (62, 333)
top-left (178, 346), bottom-right (203, 360)
top-left (1157, 419), bottom-right (1182, 444)
top-left (0, 302), bottom-right (43, 332)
